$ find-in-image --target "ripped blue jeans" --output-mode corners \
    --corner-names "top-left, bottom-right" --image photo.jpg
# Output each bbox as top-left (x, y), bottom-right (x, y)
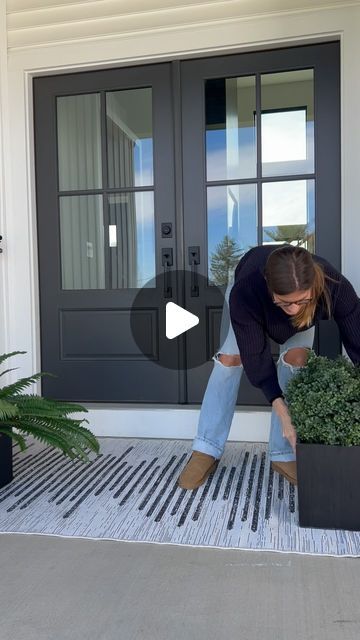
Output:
top-left (192, 284), bottom-right (315, 461)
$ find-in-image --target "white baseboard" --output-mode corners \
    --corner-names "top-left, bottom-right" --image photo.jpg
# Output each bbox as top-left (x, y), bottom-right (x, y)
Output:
top-left (80, 406), bottom-right (271, 443)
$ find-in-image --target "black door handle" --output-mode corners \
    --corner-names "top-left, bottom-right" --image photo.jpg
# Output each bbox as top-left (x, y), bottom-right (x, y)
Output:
top-left (0, 235), bottom-right (2, 254)
top-left (161, 248), bottom-right (173, 299)
top-left (188, 246), bottom-right (200, 297)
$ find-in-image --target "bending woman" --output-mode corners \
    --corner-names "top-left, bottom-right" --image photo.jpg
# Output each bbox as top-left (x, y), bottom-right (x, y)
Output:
top-left (178, 243), bottom-right (360, 489)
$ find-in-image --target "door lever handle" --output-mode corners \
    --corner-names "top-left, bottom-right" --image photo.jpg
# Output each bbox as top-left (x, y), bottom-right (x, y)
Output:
top-left (188, 246), bottom-right (200, 297)
top-left (161, 248), bottom-right (173, 299)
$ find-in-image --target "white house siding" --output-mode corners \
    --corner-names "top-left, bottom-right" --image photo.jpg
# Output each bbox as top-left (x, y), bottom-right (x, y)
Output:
top-left (1, 0), bottom-right (360, 439)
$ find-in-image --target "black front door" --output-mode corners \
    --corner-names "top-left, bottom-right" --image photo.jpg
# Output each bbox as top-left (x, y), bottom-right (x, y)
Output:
top-left (181, 43), bottom-right (340, 403)
top-left (34, 42), bottom-right (340, 404)
top-left (34, 64), bottom-right (182, 402)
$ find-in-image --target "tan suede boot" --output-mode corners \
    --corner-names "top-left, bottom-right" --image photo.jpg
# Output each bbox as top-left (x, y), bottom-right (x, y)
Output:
top-left (271, 461), bottom-right (297, 485)
top-left (178, 451), bottom-right (218, 490)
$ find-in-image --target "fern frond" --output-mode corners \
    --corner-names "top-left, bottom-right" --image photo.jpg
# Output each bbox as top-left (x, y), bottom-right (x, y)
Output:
top-left (6, 416), bottom-right (99, 461)
top-left (14, 413), bottom-right (95, 447)
top-left (0, 368), bottom-right (19, 379)
top-left (0, 351), bottom-right (26, 367)
top-left (7, 421), bottom-right (74, 457)
top-left (32, 416), bottom-right (97, 454)
top-left (0, 427), bottom-right (27, 451)
top-left (0, 373), bottom-right (47, 398)
top-left (7, 405), bottom-right (92, 442)
top-left (8, 395), bottom-right (89, 419)
top-left (0, 398), bottom-right (19, 421)
top-left (45, 400), bottom-right (89, 416)
top-left (6, 420), bottom-right (88, 461)
top-left (15, 395), bottom-right (89, 416)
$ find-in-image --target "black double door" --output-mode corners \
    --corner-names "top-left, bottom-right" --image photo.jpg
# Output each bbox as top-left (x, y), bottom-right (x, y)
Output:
top-left (34, 42), bottom-right (340, 404)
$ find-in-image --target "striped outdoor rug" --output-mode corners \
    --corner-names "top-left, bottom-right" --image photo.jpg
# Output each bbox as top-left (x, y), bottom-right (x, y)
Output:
top-left (0, 437), bottom-right (359, 556)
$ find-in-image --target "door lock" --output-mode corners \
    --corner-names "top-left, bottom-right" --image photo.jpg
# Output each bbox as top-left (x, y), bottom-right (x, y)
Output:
top-left (161, 222), bottom-right (172, 238)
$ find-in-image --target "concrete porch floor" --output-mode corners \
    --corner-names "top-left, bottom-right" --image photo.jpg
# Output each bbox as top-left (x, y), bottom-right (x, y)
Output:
top-left (0, 534), bottom-right (359, 639)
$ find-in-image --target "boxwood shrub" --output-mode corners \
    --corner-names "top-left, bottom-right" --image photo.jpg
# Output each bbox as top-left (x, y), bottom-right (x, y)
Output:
top-left (286, 351), bottom-right (360, 446)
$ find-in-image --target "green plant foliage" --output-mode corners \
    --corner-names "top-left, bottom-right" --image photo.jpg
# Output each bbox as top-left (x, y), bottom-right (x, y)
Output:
top-left (209, 235), bottom-right (243, 286)
top-left (0, 352), bottom-right (100, 462)
top-left (286, 351), bottom-right (360, 446)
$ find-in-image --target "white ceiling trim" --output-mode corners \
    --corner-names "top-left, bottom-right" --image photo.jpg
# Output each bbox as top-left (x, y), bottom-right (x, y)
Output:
top-left (6, 0), bottom-right (359, 50)
top-left (7, 0), bottom-right (360, 22)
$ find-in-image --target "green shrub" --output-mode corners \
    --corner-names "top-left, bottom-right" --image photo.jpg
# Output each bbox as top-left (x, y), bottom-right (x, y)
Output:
top-left (286, 351), bottom-right (360, 446)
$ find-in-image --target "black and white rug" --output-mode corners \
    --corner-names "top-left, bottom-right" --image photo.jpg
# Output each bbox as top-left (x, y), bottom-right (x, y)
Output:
top-left (1, 437), bottom-right (359, 556)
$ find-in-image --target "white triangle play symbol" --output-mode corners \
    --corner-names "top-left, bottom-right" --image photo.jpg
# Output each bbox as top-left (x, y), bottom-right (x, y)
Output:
top-left (166, 302), bottom-right (199, 339)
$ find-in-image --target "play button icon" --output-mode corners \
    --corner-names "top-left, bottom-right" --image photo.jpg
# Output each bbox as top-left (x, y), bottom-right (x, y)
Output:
top-left (130, 269), bottom-right (227, 371)
top-left (166, 302), bottom-right (199, 339)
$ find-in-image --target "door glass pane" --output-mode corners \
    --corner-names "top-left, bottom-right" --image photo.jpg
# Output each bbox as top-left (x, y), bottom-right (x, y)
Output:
top-left (262, 180), bottom-right (315, 251)
top-left (261, 70), bottom-right (314, 177)
top-left (207, 184), bottom-right (257, 286)
top-left (60, 195), bottom-right (105, 290)
top-left (108, 192), bottom-right (155, 289)
top-left (205, 76), bottom-right (256, 181)
top-left (106, 89), bottom-right (153, 188)
top-left (57, 94), bottom-right (102, 191)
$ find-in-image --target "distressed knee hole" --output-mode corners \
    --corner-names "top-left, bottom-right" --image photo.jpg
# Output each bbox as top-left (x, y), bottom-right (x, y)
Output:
top-left (217, 353), bottom-right (242, 367)
top-left (283, 347), bottom-right (310, 368)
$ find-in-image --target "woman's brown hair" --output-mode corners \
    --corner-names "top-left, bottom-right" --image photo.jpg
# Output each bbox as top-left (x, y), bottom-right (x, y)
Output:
top-left (264, 245), bottom-right (333, 329)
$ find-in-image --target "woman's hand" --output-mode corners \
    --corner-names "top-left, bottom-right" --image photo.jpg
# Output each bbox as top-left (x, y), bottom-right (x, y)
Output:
top-left (280, 416), bottom-right (297, 453)
top-left (272, 397), bottom-right (297, 453)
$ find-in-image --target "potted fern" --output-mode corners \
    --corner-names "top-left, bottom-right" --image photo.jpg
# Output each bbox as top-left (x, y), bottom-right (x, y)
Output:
top-left (0, 351), bottom-right (99, 489)
top-left (286, 351), bottom-right (360, 531)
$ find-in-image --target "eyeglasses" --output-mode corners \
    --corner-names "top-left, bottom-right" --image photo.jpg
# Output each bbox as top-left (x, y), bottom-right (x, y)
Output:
top-left (273, 297), bottom-right (313, 308)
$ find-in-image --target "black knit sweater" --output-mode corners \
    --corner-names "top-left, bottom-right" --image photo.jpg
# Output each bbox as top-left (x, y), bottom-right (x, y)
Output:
top-left (229, 245), bottom-right (360, 404)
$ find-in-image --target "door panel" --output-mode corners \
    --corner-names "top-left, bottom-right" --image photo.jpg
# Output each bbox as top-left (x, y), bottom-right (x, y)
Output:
top-left (181, 43), bottom-right (340, 403)
top-left (34, 64), bottom-right (181, 402)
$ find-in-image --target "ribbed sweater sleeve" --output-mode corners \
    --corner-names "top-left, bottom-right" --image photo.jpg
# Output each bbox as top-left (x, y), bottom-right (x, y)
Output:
top-left (229, 284), bottom-right (283, 404)
top-left (333, 274), bottom-right (360, 364)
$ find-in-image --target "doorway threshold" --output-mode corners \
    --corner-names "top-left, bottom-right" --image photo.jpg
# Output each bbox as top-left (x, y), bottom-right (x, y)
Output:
top-left (77, 404), bottom-right (271, 443)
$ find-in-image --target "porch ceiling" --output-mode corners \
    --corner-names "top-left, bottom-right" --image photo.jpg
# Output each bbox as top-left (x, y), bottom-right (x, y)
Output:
top-left (6, 0), bottom-right (359, 50)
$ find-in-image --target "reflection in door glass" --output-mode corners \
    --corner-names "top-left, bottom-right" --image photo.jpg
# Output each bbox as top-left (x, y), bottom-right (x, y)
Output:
top-left (108, 192), bottom-right (155, 289)
top-left (205, 76), bottom-right (256, 181)
top-left (57, 94), bottom-right (102, 191)
top-left (207, 184), bottom-right (257, 286)
top-left (106, 89), bottom-right (153, 188)
top-left (261, 70), bottom-right (314, 177)
top-left (262, 180), bottom-right (315, 251)
top-left (60, 195), bottom-right (105, 290)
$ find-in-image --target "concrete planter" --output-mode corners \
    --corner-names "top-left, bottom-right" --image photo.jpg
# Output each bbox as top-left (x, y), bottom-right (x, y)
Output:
top-left (0, 432), bottom-right (13, 489)
top-left (296, 442), bottom-right (360, 531)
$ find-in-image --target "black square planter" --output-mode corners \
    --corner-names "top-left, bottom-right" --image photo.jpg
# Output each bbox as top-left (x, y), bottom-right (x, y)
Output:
top-left (296, 443), bottom-right (360, 531)
top-left (0, 433), bottom-right (13, 489)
